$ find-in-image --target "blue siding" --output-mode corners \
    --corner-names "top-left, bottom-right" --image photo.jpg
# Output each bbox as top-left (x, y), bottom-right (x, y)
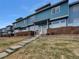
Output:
top-left (27, 16), bottom-right (35, 26)
top-left (24, 19), bottom-right (28, 27)
top-left (34, 2), bottom-right (68, 22)
top-left (50, 2), bottom-right (69, 20)
top-left (14, 20), bottom-right (25, 28)
top-left (35, 9), bottom-right (51, 22)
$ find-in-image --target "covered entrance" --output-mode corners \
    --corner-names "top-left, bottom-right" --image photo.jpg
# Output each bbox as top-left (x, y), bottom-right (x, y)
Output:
top-left (34, 20), bottom-right (49, 34)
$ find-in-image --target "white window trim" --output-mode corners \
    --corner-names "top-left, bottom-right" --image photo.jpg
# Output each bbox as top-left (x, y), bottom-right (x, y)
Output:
top-left (51, 8), bottom-right (55, 15)
top-left (51, 6), bottom-right (60, 14)
top-left (55, 6), bottom-right (60, 14)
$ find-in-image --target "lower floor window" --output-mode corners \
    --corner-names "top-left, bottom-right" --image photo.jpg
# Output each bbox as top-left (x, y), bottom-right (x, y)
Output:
top-left (61, 20), bottom-right (65, 23)
top-left (53, 21), bottom-right (59, 24)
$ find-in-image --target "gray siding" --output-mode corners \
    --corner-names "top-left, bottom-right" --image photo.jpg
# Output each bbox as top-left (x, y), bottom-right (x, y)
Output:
top-left (68, 4), bottom-right (79, 26)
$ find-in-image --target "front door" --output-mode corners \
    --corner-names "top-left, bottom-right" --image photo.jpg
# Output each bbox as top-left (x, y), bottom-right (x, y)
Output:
top-left (38, 25), bottom-right (47, 34)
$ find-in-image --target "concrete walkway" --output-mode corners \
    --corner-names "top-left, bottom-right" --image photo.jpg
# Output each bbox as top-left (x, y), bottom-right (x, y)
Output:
top-left (0, 34), bottom-right (41, 59)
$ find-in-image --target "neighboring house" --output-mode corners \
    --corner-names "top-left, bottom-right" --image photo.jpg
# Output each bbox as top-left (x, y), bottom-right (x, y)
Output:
top-left (6, 25), bottom-right (14, 36)
top-left (24, 15), bottom-right (35, 32)
top-left (0, 29), bottom-right (2, 37)
top-left (68, 1), bottom-right (79, 26)
top-left (1, 28), bottom-right (7, 37)
top-left (13, 17), bottom-right (35, 36)
top-left (13, 17), bottom-right (25, 34)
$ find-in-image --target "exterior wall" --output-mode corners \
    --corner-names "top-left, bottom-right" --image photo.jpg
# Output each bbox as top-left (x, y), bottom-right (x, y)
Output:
top-left (50, 19), bottom-right (67, 28)
top-left (6, 26), bottom-right (14, 36)
top-left (49, 1), bottom-right (68, 29)
top-left (50, 2), bottom-right (69, 20)
top-left (27, 26), bottom-right (34, 31)
top-left (13, 20), bottom-right (27, 36)
top-left (24, 19), bottom-right (28, 27)
top-left (0, 29), bottom-right (2, 36)
top-left (13, 20), bottom-right (25, 29)
top-left (34, 24), bottom-right (48, 34)
top-left (14, 29), bottom-right (26, 33)
top-left (40, 25), bottom-right (48, 34)
top-left (27, 16), bottom-right (35, 26)
top-left (2, 28), bottom-right (7, 36)
top-left (68, 4), bottom-right (79, 26)
top-left (7, 31), bottom-right (12, 34)
top-left (35, 9), bottom-right (51, 22)
top-left (34, 25), bottom-right (39, 31)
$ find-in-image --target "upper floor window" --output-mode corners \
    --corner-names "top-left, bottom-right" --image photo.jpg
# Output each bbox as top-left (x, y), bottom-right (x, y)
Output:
top-left (55, 6), bottom-right (60, 13)
top-left (52, 6), bottom-right (60, 14)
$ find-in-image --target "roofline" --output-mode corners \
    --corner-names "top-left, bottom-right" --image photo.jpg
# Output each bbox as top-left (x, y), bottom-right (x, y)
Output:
top-left (69, 1), bottom-right (79, 7)
top-left (1, 28), bottom-right (6, 30)
top-left (14, 0), bottom-right (68, 22)
top-left (6, 25), bottom-right (12, 27)
top-left (24, 0), bottom-right (68, 19)
top-left (13, 19), bottom-right (24, 24)
top-left (35, 3), bottom-right (51, 12)
top-left (12, 17), bottom-right (24, 24)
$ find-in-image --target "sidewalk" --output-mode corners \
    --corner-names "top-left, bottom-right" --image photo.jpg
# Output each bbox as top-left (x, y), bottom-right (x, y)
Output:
top-left (0, 34), bottom-right (40, 59)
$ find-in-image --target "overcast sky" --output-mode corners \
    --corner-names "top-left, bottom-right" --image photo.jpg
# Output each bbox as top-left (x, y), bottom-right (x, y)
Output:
top-left (0, 0), bottom-right (77, 28)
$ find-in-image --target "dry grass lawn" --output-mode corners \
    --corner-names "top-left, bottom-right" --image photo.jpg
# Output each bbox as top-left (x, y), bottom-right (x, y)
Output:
top-left (5, 35), bottom-right (79, 59)
top-left (0, 36), bottom-right (28, 52)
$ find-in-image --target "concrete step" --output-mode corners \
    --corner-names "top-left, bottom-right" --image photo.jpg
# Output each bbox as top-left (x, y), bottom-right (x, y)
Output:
top-left (5, 48), bottom-right (14, 53)
top-left (0, 52), bottom-right (8, 58)
top-left (0, 34), bottom-right (40, 59)
top-left (18, 42), bottom-right (26, 46)
top-left (9, 45), bottom-right (23, 50)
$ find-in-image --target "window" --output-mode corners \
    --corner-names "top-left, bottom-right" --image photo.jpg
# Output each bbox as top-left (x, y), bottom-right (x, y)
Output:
top-left (51, 6), bottom-right (60, 14)
top-left (30, 16), bottom-right (35, 22)
top-left (53, 21), bottom-right (59, 24)
top-left (51, 8), bottom-right (55, 14)
top-left (55, 6), bottom-right (60, 13)
top-left (61, 20), bottom-right (65, 23)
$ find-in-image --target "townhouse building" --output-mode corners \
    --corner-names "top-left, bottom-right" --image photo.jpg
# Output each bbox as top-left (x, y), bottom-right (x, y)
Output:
top-left (12, 0), bottom-right (79, 35)
top-left (25, 0), bottom-right (68, 34)
top-left (6, 25), bottom-right (14, 37)
top-left (0, 29), bottom-right (2, 37)
top-left (13, 17), bottom-right (26, 36)
top-left (68, 1), bottom-right (79, 26)
top-left (13, 17), bottom-right (35, 36)
top-left (0, 0), bottom-right (79, 36)
top-left (1, 28), bottom-right (7, 37)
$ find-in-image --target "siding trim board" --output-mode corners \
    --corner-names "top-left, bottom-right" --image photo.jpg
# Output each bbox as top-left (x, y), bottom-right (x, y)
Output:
top-left (50, 15), bottom-right (68, 21)
top-left (69, 1), bottom-right (79, 7)
top-left (35, 3), bottom-right (51, 12)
